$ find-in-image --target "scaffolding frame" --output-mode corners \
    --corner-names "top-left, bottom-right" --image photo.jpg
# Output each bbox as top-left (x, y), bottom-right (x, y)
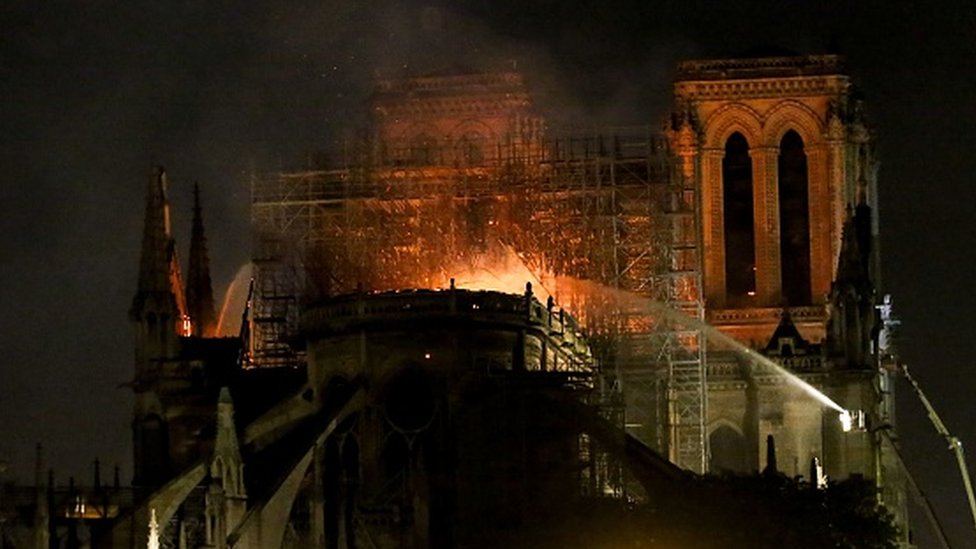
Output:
top-left (249, 128), bottom-right (708, 473)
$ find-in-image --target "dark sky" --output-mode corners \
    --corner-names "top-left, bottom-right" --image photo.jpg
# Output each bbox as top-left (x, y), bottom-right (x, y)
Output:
top-left (3, 0), bottom-right (975, 545)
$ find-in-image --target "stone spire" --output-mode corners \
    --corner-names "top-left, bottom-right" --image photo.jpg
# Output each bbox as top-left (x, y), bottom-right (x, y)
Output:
top-left (148, 508), bottom-right (160, 549)
top-left (834, 203), bottom-right (873, 290)
top-left (834, 212), bottom-right (865, 285)
top-left (186, 182), bottom-right (217, 337)
top-left (827, 208), bottom-right (876, 368)
top-left (212, 387), bottom-right (246, 498)
top-left (206, 388), bottom-right (247, 547)
top-left (130, 166), bottom-right (187, 324)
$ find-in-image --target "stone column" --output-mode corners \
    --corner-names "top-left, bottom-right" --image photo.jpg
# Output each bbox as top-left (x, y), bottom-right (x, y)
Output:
top-left (701, 149), bottom-right (726, 307)
top-left (752, 147), bottom-right (781, 307)
top-left (825, 123), bottom-right (846, 293)
top-left (806, 144), bottom-right (832, 304)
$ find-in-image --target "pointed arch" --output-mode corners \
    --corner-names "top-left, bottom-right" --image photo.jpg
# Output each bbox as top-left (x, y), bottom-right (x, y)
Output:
top-left (450, 119), bottom-right (496, 166)
top-left (703, 103), bottom-right (763, 150)
top-left (397, 123), bottom-right (441, 166)
top-left (761, 100), bottom-right (824, 148)
top-left (211, 455), bottom-right (225, 480)
top-left (448, 119), bottom-right (496, 142)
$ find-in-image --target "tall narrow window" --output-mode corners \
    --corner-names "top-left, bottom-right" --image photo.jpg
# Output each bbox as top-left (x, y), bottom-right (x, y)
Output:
top-left (723, 133), bottom-right (756, 304)
top-left (778, 130), bottom-right (811, 305)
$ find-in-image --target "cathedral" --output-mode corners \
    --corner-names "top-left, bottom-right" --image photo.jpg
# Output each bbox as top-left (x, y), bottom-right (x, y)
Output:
top-left (5, 52), bottom-right (908, 548)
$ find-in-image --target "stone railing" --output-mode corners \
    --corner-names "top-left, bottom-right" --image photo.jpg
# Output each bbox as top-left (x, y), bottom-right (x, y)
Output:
top-left (707, 306), bottom-right (825, 325)
top-left (302, 288), bottom-right (590, 360)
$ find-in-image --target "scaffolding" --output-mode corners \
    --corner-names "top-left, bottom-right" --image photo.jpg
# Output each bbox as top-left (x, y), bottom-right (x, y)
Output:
top-left (249, 128), bottom-right (708, 473)
top-left (660, 155), bottom-right (707, 474)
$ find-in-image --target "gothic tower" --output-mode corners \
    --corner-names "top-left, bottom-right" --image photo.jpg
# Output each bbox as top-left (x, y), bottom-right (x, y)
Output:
top-left (130, 169), bottom-right (233, 491)
top-left (669, 54), bottom-right (894, 492)
top-left (130, 166), bottom-right (188, 487)
top-left (672, 54), bottom-right (879, 345)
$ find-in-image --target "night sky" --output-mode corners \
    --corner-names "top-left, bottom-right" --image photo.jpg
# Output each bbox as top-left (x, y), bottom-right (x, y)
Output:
top-left (2, 1), bottom-right (975, 545)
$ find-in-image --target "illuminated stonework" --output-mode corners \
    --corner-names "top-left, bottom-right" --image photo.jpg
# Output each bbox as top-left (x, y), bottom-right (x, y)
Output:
top-left (673, 54), bottom-right (879, 346)
top-left (671, 55), bottom-right (905, 536)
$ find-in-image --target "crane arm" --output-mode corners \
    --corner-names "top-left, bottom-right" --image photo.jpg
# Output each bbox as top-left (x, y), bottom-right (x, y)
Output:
top-left (901, 364), bottom-right (976, 539)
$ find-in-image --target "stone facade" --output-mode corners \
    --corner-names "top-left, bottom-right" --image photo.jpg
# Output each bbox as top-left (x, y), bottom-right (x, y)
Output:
top-left (370, 71), bottom-right (545, 166)
top-left (670, 55), bottom-right (905, 538)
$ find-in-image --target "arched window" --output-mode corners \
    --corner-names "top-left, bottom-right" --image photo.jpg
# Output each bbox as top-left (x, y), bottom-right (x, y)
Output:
top-left (778, 130), bottom-right (811, 305)
top-left (722, 132), bottom-right (756, 303)
top-left (709, 425), bottom-right (747, 473)
top-left (456, 132), bottom-right (485, 165)
top-left (410, 134), bottom-right (437, 166)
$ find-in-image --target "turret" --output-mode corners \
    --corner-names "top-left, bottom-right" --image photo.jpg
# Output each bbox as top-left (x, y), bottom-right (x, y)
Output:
top-left (186, 182), bottom-right (218, 337)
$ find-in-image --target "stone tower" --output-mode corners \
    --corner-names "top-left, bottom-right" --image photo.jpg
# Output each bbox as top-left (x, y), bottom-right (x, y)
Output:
top-left (669, 54), bottom-right (903, 530)
top-left (671, 54), bottom-right (879, 345)
top-left (130, 168), bottom-right (236, 490)
top-left (130, 166), bottom-right (187, 487)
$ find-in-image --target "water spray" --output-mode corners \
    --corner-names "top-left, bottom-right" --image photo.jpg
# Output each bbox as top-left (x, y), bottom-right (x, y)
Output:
top-left (649, 294), bottom-right (857, 430)
top-left (439, 251), bottom-right (855, 429)
top-left (570, 279), bottom-right (849, 414)
top-left (216, 263), bottom-right (253, 336)
top-left (545, 276), bottom-right (856, 428)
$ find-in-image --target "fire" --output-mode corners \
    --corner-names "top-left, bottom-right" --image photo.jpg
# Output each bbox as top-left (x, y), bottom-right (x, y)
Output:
top-left (432, 244), bottom-right (551, 301)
